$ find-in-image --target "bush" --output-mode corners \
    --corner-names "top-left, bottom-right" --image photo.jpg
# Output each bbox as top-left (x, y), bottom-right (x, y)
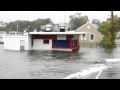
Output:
top-left (99, 34), bottom-right (116, 48)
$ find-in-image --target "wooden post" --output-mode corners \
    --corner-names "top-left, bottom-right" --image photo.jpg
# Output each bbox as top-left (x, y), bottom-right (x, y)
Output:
top-left (17, 21), bottom-right (19, 33)
top-left (111, 11), bottom-right (114, 47)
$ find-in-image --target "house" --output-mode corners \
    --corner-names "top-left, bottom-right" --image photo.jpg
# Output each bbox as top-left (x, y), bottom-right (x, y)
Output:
top-left (0, 31), bottom-right (5, 43)
top-left (0, 21), bottom-right (7, 27)
top-left (4, 22), bottom-right (90, 51)
top-left (117, 31), bottom-right (120, 38)
top-left (52, 23), bottom-right (71, 32)
top-left (3, 32), bottom-right (86, 51)
top-left (4, 31), bottom-right (87, 51)
top-left (75, 22), bottom-right (103, 45)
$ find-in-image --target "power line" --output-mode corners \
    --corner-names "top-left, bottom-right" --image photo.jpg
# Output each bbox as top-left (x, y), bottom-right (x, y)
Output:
top-left (17, 21), bottom-right (19, 32)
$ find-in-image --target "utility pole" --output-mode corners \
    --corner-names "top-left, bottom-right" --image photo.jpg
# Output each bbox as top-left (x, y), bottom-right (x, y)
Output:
top-left (17, 21), bottom-right (19, 33)
top-left (111, 11), bottom-right (114, 47)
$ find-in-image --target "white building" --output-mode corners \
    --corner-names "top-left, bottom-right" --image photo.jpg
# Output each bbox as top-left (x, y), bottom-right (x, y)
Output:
top-left (4, 36), bottom-right (28, 50)
top-left (4, 32), bottom-right (87, 51)
top-left (0, 31), bottom-right (6, 43)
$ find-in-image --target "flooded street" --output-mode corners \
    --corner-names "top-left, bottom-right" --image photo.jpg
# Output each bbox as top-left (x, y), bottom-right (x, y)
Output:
top-left (0, 40), bottom-right (120, 79)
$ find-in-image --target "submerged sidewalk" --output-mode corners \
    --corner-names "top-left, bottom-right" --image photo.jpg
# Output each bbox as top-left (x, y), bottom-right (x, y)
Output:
top-left (87, 67), bottom-right (120, 79)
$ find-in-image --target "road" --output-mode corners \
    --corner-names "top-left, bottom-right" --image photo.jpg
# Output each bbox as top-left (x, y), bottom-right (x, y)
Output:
top-left (87, 67), bottom-right (120, 79)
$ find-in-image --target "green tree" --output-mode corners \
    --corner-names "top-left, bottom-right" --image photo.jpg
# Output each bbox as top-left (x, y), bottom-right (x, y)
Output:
top-left (5, 20), bottom-right (31, 33)
top-left (5, 18), bottom-right (53, 32)
top-left (30, 18), bottom-right (53, 31)
top-left (0, 27), bottom-right (5, 31)
top-left (114, 16), bottom-right (120, 32)
top-left (69, 13), bottom-right (88, 30)
top-left (98, 16), bottom-right (118, 48)
top-left (92, 19), bottom-right (100, 26)
top-left (99, 34), bottom-right (116, 48)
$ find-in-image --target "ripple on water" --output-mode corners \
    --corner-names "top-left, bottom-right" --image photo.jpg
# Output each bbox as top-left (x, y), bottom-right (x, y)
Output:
top-left (1, 44), bottom-right (120, 79)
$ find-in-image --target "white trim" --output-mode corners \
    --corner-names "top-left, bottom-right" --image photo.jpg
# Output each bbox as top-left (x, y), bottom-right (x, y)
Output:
top-left (89, 34), bottom-right (95, 41)
top-left (4, 36), bottom-right (28, 38)
top-left (75, 22), bottom-right (98, 31)
top-left (52, 48), bottom-right (72, 51)
top-left (29, 32), bottom-right (88, 35)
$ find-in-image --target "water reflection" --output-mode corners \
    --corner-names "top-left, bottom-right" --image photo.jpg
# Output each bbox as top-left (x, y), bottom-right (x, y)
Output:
top-left (27, 50), bottom-right (83, 62)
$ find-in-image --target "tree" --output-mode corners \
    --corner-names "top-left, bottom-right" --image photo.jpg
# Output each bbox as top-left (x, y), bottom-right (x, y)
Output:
top-left (92, 19), bottom-right (100, 26)
top-left (5, 18), bottom-right (53, 32)
top-left (0, 27), bottom-right (5, 31)
top-left (69, 13), bottom-right (88, 30)
top-left (5, 20), bottom-right (31, 32)
top-left (98, 16), bottom-right (118, 48)
top-left (114, 15), bottom-right (120, 32)
top-left (29, 18), bottom-right (53, 31)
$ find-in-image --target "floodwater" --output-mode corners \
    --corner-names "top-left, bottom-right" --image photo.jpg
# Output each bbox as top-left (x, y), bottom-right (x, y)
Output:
top-left (0, 40), bottom-right (120, 79)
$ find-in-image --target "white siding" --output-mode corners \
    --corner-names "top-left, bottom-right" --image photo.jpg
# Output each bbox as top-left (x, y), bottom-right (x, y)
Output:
top-left (32, 39), bottom-right (52, 50)
top-left (28, 35), bottom-right (32, 50)
top-left (4, 36), bottom-right (28, 50)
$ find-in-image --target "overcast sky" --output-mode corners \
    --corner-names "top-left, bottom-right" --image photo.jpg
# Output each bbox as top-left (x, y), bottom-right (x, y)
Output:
top-left (0, 11), bottom-right (120, 23)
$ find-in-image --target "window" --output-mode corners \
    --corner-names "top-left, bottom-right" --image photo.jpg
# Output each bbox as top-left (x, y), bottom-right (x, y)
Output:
top-left (72, 40), bottom-right (77, 47)
top-left (60, 29), bottom-right (65, 32)
top-left (90, 34), bottom-right (95, 41)
top-left (52, 40), bottom-right (69, 48)
top-left (81, 34), bottom-right (86, 40)
top-left (43, 40), bottom-right (49, 44)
